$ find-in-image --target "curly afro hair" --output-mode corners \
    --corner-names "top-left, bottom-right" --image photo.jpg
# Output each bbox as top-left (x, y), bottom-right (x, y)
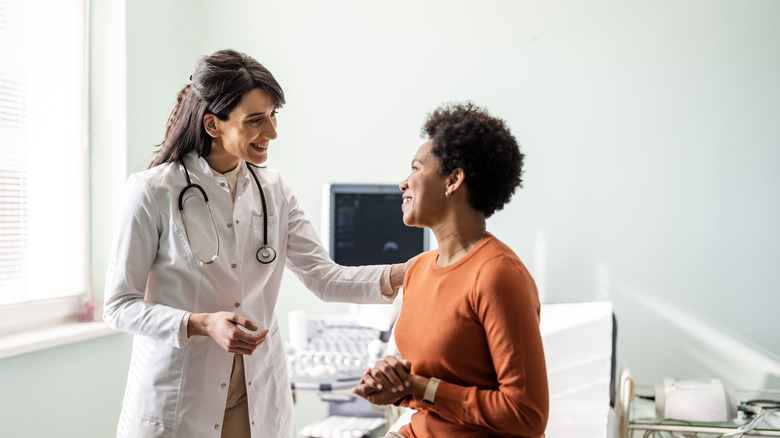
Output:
top-left (422, 102), bottom-right (524, 218)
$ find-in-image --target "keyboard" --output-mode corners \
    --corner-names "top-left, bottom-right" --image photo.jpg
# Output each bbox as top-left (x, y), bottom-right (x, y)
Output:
top-left (299, 415), bottom-right (386, 438)
top-left (288, 319), bottom-right (385, 391)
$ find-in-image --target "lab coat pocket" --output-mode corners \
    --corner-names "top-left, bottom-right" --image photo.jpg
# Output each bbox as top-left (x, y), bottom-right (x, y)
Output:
top-left (130, 339), bottom-right (185, 431)
top-left (267, 326), bottom-right (296, 434)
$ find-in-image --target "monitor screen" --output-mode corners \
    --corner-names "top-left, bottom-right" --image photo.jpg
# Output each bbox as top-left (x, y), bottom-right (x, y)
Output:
top-left (325, 184), bottom-right (428, 266)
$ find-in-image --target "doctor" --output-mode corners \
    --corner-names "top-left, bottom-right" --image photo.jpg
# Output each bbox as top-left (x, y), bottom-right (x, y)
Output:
top-left (103, 49), bottom-right (409, 438)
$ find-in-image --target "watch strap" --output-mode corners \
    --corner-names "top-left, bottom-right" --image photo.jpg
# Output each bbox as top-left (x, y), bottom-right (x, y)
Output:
top-left (422, 377), bottom-right (441, 405)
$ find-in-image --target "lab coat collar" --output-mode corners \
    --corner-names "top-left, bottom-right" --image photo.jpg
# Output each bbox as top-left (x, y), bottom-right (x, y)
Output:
top-left (182, 151), bottom-right (254, 179)
top-left (181, 151), bottom-right (228, 176)
top-left (182, 151), bottom-right (252, 199)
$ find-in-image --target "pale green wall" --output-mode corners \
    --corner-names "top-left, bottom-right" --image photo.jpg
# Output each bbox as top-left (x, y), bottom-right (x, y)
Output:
top-left (1, 1), bottom-right (778, 437)
top-left (125, 0), bottom-right (210, 174)
top-left (0, 334), bottom-right (133, 437)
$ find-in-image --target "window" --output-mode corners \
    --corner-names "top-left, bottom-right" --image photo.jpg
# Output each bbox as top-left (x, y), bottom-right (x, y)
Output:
top-left (0, 0), bottom-right (88, 334)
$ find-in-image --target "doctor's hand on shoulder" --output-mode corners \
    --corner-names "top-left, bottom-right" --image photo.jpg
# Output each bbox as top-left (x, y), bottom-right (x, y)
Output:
top-left (188, 312), bottom-right (269, 355)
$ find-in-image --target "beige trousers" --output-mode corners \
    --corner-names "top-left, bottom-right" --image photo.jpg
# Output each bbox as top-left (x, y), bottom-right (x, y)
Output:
top-left (222, 354), bottom-right (251, 438)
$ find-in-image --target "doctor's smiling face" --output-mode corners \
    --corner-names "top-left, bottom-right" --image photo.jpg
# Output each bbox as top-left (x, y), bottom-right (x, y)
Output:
top-left (204, 87), bottom-right (278, 173)
top-left (399, 140), bottom-right (449, 229)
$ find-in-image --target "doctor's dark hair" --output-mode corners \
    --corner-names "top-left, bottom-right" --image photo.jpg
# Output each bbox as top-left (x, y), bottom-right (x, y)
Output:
top-left (149, 49), bottom-right (285, 168)
top-left (422, 102), bottom-right (524, 218)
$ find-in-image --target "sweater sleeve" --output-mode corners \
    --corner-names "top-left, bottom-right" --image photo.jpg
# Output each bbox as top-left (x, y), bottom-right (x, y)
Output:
top-left (406, 257), bottom-right (549, 436)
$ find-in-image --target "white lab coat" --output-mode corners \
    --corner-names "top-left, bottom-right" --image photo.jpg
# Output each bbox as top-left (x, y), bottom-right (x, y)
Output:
top-left (104, 152), bottom-right (390, 437)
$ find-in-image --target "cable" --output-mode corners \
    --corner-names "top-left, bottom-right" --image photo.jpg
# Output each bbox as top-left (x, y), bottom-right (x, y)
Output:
top-left (642, 431), bottom-right (688, 438)
top-left (718, 404), bottom-right (780, 438)
top-left (716, 409), bottom-right (762, 437)
top-left (745, 399), bottom-right (780, 409)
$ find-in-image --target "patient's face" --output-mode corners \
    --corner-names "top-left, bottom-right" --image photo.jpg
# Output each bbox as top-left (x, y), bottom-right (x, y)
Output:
top-left (399, 140), bottom-right (448, 228)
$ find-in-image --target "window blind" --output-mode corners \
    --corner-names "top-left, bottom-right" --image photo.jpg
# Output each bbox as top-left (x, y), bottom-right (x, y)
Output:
top-left (0, 0), bottom-right (87, 306)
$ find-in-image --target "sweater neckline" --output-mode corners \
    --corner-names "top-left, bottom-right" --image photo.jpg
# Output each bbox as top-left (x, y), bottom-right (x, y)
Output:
top-left (427, 232), bottom-right (494, 274)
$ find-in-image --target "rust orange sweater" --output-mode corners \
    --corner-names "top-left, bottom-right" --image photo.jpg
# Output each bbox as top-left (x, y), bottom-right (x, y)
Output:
top-left (394, 233), bottom-right (549, 437)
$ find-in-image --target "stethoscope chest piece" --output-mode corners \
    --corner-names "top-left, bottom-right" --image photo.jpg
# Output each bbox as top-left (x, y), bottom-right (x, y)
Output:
top-left (256, 246), bottom-right (276, 264)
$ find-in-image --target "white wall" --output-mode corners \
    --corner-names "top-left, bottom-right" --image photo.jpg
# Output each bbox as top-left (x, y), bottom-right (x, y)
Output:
top-left (118, 0), bottom-right (780, 428)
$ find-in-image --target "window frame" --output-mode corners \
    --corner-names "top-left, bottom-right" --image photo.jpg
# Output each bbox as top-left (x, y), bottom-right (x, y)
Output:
top-left (0, 0), bottom-right (91, 337)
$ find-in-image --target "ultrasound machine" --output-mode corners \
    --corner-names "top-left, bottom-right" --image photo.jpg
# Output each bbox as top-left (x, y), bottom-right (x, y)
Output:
top-left (288, 184), bottom-right (429, 438)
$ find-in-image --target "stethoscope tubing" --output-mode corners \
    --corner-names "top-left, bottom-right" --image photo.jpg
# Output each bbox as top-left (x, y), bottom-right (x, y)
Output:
top-left (178, 157), bottom-right (276, 266)
top-left (179, 159), bottom-right (221, 265)
top-left (246, 162), bottom-right (277, 264)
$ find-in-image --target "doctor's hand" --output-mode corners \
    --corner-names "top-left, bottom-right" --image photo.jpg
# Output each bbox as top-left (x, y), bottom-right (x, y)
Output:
top-left (389, 254), bottom-right (421, 290)
top-left (188, 312), bottom-right (268, 355)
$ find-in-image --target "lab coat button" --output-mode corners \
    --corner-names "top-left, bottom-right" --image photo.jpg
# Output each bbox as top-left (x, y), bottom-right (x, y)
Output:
top-left (234, 302), bottom-right (240, 308)
top-left (231, 263), bottom-right (237, 268)
top-left (214, 424), bottom-right (220, 430)
top-left (220, 182), bottom-right (225, 187)
top-left (227, 222), bottom-right (233, 228)
top-left (235, 219), bottom-right (240, 224)
top-left (221, 383), bottom-right (227, 388)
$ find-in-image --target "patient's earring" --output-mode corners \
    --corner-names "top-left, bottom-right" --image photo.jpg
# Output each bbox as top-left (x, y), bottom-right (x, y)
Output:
top-left (445, 190), bottom-right (451, 198)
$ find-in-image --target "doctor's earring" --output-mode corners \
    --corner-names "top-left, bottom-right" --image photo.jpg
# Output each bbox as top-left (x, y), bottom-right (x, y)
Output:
top-left (445, 190), bottom-right (451, 198)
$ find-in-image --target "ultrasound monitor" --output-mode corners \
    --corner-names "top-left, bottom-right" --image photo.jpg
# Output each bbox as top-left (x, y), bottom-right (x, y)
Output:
top-left (322, 184), bottom-right (428, 266)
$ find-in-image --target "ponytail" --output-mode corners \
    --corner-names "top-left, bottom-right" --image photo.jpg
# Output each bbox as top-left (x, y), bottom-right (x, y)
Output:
top-left (164, 83), bottom-right (192, 143)
top-left (149, 83), bottom-right (210, 169)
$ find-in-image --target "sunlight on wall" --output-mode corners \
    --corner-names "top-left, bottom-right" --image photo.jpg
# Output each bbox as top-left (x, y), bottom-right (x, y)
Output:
top-left (616, 280), bottom-right (780, 390)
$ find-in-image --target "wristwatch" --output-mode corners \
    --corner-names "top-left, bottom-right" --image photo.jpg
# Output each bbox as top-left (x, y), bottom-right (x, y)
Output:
top-left (422, 377), bottom-right (441, 405)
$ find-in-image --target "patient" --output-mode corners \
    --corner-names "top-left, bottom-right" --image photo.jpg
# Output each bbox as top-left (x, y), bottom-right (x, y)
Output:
top-left (352, 102), bottom-right (549, 437)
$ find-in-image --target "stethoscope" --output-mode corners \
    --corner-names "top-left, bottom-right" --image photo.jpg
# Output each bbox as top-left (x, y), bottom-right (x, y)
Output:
top-left (178, 158), bottom-right (277, 266)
